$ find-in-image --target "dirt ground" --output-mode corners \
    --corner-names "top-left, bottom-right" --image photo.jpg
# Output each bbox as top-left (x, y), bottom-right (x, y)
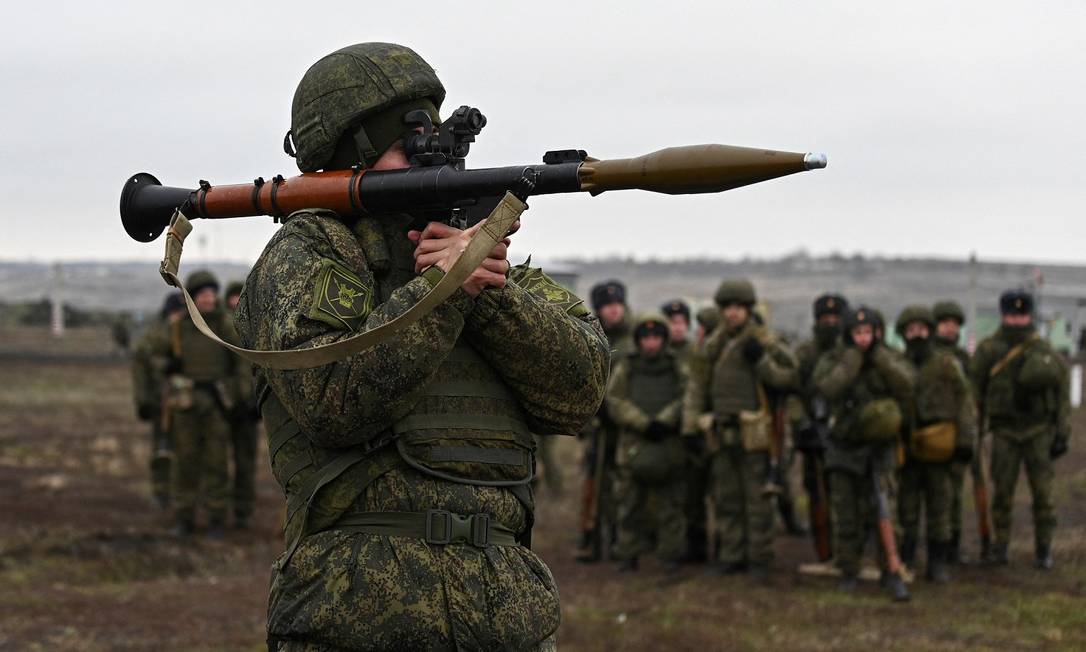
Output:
top-left (2, 326), bottom-right (1085, 651)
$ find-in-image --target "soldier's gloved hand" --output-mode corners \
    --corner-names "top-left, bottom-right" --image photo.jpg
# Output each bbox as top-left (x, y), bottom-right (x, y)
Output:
top-left (645, 420), bottom-right (670, 441)
top-left (683, 435), bottom-right (706, 457)
top-left (136, 404), bottom-right (157, 421)
top-left (1050, 435), bottom-right (1069, 460)
top-left (742, 337), bottom-right (765, 364)
top-left (952, 445), bottom-right (974, 464)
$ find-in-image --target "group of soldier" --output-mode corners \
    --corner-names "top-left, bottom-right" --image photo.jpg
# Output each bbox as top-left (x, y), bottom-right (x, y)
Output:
top-left (576, 278), bottom-right (1071, 601)
top-left (130, 273), bottom-right (259, 538)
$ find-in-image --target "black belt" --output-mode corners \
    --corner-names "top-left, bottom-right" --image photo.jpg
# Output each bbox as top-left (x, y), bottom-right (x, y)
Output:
top-left (332, 509), bottom-right (519, 547)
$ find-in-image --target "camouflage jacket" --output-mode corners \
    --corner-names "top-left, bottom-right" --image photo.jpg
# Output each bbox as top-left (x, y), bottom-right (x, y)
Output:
top-left (907, 344), bottom-right (978, 453)
top-left (131, 319), bottom-right (169, 414)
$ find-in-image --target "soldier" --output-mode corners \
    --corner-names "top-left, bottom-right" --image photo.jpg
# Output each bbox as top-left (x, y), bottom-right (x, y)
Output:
top-left (683, 279), bottom-right (798, 581)
top-left (814, 306), bottom-right (914, 601)
top-left (233, 43), bottom-right (609, 650)
top-left (577, 279), bottom-right (634, 563)
top-left (971, 289), bottom-right (1070, 569)
top-left (224, 280), bottom-right (258, 529)
top-left (608, 314), bottom-right (690, 573)
top-left (792, 293), bottom-right (848, 561)
top-left (131, 292), bottom-right (185, 510)
top-left (661, 299), bottom-right (694, 361)
top-left (695, 305), bottom-right (720, 346)
top-left (932, 300), bottom-right (984, 562)
top-left (894, 306), bottom-right (977, 583)
top-left (151, 271), bottom-right (248, 538)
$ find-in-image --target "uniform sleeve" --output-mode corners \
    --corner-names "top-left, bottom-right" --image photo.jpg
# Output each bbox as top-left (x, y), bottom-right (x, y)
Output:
top-left (871, 346), bottom-right (915, 402)
top-left (239, 233), bottom-right (472, 449)
top-left (130, 328), bottom-right (162, 413)
top-left (604, 359), bottom-right (651, 433)
top-left (682, 349), bottom-right (712, 435)
top-left (755, 339), bottom-right (799, 391)
top-left (462, 277), bottom-right (610, 436)
top-left (1053, 347), bottom-right (1072, 441)
top-left (947, 356), bottom-right (978, 450)
top-left (813, 347), bottom-right (863, 400)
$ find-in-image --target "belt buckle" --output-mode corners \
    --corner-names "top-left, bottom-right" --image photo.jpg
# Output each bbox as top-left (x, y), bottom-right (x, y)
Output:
top-left (424, 509), bottom-right (453, 545)
top-left (471, 513), bottom-right (490, 547)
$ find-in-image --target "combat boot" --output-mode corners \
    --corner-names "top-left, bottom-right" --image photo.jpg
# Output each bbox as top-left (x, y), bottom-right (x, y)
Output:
top-left (779, 500), bottom-right (807, 538)
top-left (169, 518), bottom-right (194, 538)
top-left (925, 540), bottom-right (950, 584)
top-left (1034, 543), bottom-right (1054, 571)
top-left (660, 559), bottom-right (681, 574)
top-left (206, 517), bottom-right (226, 540)
top-left (986, 542), bottom-right (1009, 566)
top-left (837, 571), bottom-right (858, 593)
top-left (946, 532), bottom-right (962, 565)
top-left (616, 557), bottom-right (639, 573)
top-left (899, 535), bottom-right (917, 569)
top-left (749, 563), bottom-right (771, 585)
top-left (886, 572), bottom-right (910, 602)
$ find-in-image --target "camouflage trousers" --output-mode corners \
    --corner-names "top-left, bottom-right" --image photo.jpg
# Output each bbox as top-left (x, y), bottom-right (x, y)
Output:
top-left (682, 455), bottom-right (710, 556)
top-left (898, 459), bottom-right (952, 544)
top-left (829, 466), bottom-right (898, 576)
top-left (171, 391), bottom-right (230, 523)
top-left (230, 416), bottom-right (259, 520)
top-left (613, 467), bottom-right (687, 562)
top-left (709, 446), bottom-right (774, 566)
top-left (148, 417), bottom-right (172, 501)
top-left (279, 634), bottom-right (557, 652)
top-left (990, 429), bottom-right (1057, 548)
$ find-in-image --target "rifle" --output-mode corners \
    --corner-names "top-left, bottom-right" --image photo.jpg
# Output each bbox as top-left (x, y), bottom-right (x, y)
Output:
top-left (762, 391), bottom-right (788, 496)
top-left (872, 457), bottom-right (905, 579)
top-left (974, 404), bottom-right (993, 558)
top-left (120, 105), bottom-right (826, 242)
top-left (797, 395), bottom-right (833, 561)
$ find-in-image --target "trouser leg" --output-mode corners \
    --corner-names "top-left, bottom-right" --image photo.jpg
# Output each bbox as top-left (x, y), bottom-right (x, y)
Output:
top-left (990, 434), bottom-right (1022, 546)
top-left (712, 448), bottom-right (746, 565)
top-left (1022, 431), bottom-right (1057, 549)
top-left (743, 451), bottom-right (775, 566)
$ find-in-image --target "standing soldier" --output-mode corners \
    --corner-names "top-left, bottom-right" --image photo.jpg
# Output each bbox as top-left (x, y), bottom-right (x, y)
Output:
top-left (814, 306), bottom-right (914, 601)
top-left (224, 280), bottom-right (258, 529)
top-left (131, 292), bottom-right (185, 510)
top-left (661, 299), bottom-right (694, 362)
top-left (932, 300), bottom-right (985, 562)
top-left (578, 279), bottom-right (635, 562)
top-left (971, 290), bottom-right (1071, 569)
top-left (792, 293), bottom-right (848, 561)
top-left (153, 270), bottom-right (248, 538)
top-left (233, 42), bottom-right (610, 650)
top-left (683, 279), bottom-right (798, 581)
top-left (894, 306), bottom-right (977, 583)
top-left (608, 314), bottom-right (690, 573)
top-left (695, 305), bottom-right (720, 346)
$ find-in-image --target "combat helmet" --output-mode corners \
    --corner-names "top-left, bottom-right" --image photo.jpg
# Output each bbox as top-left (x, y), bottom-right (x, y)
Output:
top-left (932, 300), bottom-right (965, 325)
top-left (286, 43), bottom-right (446, 172)
top-left (714, 279), bottom-right (756, 307)
top-left (895, 305), bottom-right (934, 337)
top-left (185, 269), bottom-right (220, 296)
top-left (696, 305), bottom-right (721, 335)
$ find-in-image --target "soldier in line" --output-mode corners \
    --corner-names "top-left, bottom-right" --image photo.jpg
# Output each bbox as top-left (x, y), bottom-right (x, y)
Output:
top-left (661, 299), bottom-right (694, 362)
top-left (608, 314), bottom-right (691, 573)
top-left (814, 306), bottom-right (914, 601)
top-left (894, 306), bottom-right (977, 583)
top-left (150, 270), bottom-right (248, 538)
top-left (684, 279), bottom-right (798, 581)
top-left (931, 300), bottom-right (983, 562)
top-left (131, 292), bottom-right (185, 510)
top-left (792, 293), bottom-right (848, 561)
top-left (578, 280), bottom-right (635, 563)
top-left (971, 290), bottom-right (1071, 569)
top-left (234, 42), bottom-right (610, 650)
top-left (695, 305), bottom-right (720, 346)
top-left (224, 281), bottom-right (258, 529)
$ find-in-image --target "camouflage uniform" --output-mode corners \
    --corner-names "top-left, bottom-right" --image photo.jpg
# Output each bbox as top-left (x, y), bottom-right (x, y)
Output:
top-left (607, 315), bottom-right (690, 567)
top-left (225, 281), bottom-right (259, 527)
top-left (149, 274), bottom-right (247, 531)
top-left (683, 281), bottom-right (798, 573)
top-left (895, 306), bottom-right (977, 581)
top-left (813, 312), bottom-right (914, 582)
top-left (971, 294), bottom-right (1070, 566)
top-left (131, 297), bottom-right (181, 506)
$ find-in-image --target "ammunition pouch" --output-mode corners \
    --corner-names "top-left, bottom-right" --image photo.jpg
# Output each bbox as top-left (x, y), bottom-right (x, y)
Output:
top-left (739, 409), bottom-right (772, 452)
top-left (856, 398), bottom-right (903, 443)
top-left (164, 375), bottom-right (195, 411)
top-left (911, 421), bottom-right (956, 463)
top-left (1017, 349), bottom-right (1063, 392)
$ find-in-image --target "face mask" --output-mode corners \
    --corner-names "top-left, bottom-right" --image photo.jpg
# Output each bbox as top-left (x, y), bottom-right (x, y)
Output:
top-left (904, 336), bottom-right (930, 362)
top-left (814, 322), bottom-right (840, 348)
top-left (1002, 323), bottom-right (1034, 342)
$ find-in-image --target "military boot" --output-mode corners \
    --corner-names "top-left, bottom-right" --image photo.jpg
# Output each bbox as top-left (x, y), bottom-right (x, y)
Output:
top-left (886, 572), bottom-right (910, 602)
top-left (749, 563), bottom-right (771, 585)
top-left (1034, 543), bottom-right (1054, 571)
top-left (986, 542), bottom-right (1009, 566)
top-left (169, 517), bottom-right (194, 538)
top-left (616, 557), bottom-right (639, 573)
top-left (925, 540), bottom-right (950, 584)
top-left (899, 535), bottom-right (917, 569)
top-left (778, 498), bottom-right (807, 537)
top-left (837, 571), bottom-right (858, 593)
top-left (206, 517), bottom-right (226, 540)
top-left (946, 532), bottom-right (962, 565)
top-left (660, 559), bottom-right (681, 574)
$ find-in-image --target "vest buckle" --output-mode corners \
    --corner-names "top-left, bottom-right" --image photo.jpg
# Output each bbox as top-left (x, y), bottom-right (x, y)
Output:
top-left (424, 509), bottom-right (491, 547)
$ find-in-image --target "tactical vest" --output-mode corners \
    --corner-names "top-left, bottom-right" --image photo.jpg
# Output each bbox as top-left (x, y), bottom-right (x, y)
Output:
top-left (263, 215), bottom-right (537, 567)
top-left (708, 323), bottom-right (759, 417)
top-left (171, 312), bottom-right (235, 381)
top-left (627, 353), bottom-right (681, 417)
top-left (985, 332), bottom-right (1053, 425)
top-left (914, 350), bottom-right (963, 425)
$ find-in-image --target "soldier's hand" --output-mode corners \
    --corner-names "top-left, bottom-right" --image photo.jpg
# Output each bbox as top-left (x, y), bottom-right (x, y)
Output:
top-left (408, 221), bottom-right (512, 297)
top-left (1050, 435), bottom-right (1069, 460)
top-left (742, 337), bottom-right (765, 364)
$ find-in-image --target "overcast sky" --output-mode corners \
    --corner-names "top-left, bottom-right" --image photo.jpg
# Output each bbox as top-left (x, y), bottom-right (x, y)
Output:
top-left (2, 1), bottom-right (1084, 266)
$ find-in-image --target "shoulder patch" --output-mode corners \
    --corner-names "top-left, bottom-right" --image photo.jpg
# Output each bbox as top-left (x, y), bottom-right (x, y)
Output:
top-left (307, 258), bottom-right (374, 331)
top-left (509, 264), bottom-right (589, 317)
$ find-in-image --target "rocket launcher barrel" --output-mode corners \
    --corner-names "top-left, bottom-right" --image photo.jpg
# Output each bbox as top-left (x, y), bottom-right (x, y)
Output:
top-left (120, 143), bottom-right (827, 243)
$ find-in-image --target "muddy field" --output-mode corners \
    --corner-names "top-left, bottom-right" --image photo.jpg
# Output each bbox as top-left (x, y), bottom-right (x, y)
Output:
top-left (2, 326), bottom-right (1085, 651)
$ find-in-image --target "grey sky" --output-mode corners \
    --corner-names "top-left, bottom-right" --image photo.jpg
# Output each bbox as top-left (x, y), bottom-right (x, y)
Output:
top-left (2, 0), bottom-right (1084, 266)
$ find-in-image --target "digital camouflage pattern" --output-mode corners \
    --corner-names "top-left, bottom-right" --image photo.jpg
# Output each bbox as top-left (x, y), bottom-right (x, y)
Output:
top-left (225, 300), bottom-right (259, 524)
top-left (813, 344), bottom-right (914, 576)
top-left (234, 209), bottom-right (608, 650)
top-left (932, 336), bottom-right (973, 543)
top-left (606, 345), bottom-right (689, 562)
top-left (971, 325), bottom-right (1071, 550)
top-left (683, 316), bottom-right (798, 568)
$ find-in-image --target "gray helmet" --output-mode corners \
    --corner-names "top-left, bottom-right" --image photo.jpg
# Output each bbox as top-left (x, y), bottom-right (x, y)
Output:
top-left (287, 43), bottom-right (446, 172)
top-left (713, 279), bottom-right (756, 307)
